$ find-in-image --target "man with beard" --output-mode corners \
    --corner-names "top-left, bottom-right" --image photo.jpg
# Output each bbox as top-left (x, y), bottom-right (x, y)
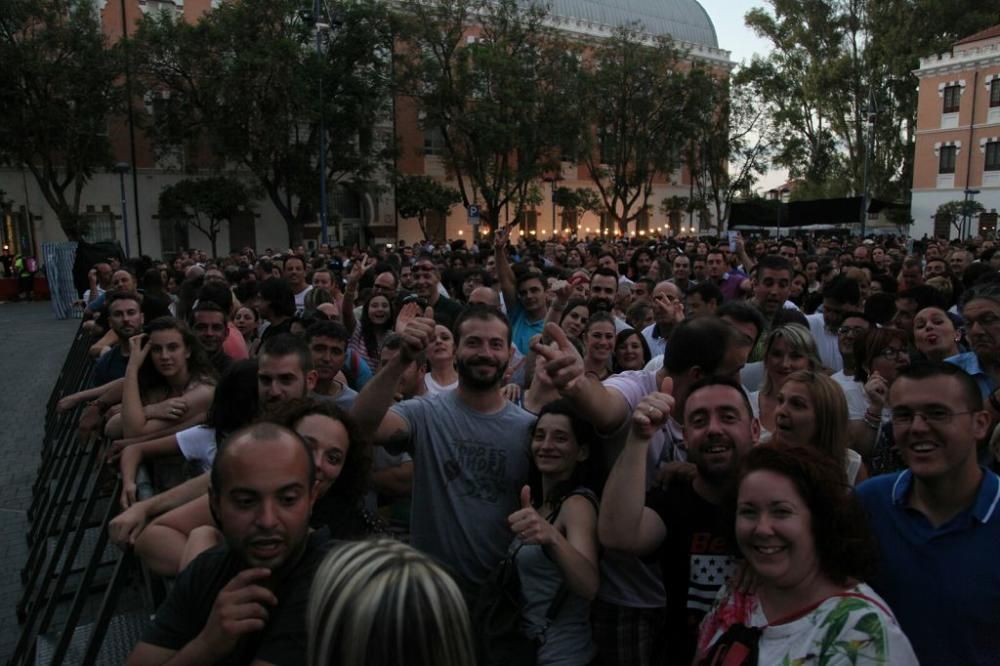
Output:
top-left (599, 376), bottom-right (759, 666)
top-left (805, 275), bottom-right (862, 372)
top-left (55, 291), bottom-right (145, 420)
top-left (350, 305), bottom-right (535, 605)
top-left (590, 267), bottom-right (632, 332)
top-left (127, 423), bottom-right (326, 666)
top-left (305, 321), bottom-right (358, 410)
top-left (668, 254), bottom-right (697, 293)
top-left (535, 317), bottom-right (745, 666)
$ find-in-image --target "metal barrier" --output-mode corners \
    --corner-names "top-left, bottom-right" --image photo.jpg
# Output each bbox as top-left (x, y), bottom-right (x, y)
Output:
top-left (10, 324), bottom-right (152, 666)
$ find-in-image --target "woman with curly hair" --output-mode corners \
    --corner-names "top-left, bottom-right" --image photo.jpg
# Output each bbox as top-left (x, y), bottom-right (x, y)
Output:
top-left (696, 445), bottom-right (917, 665)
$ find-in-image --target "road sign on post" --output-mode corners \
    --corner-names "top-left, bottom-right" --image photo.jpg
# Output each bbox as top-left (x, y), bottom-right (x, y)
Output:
top-left (468, 205), bottom-right (480, 225)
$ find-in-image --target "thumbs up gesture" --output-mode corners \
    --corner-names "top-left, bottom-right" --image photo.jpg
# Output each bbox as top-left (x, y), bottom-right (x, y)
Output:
top-left (507, 485), bottom-right (557, 546)
top-left (631, 376), bottom-right (674, 439)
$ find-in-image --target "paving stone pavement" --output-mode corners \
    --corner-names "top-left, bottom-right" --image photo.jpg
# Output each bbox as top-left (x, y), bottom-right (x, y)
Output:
top-left (0, 302), bottom-right (80, 662)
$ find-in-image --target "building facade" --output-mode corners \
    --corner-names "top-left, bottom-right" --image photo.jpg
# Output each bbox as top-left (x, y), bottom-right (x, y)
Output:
top-left (912, 24), bottom-right (1000, 240)
top-left (0, 0), bottom-right (730, 259)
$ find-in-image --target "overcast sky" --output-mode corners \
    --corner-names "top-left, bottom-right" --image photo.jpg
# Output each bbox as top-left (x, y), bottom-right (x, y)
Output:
top-left (697, 0), bottom-right (788, 190)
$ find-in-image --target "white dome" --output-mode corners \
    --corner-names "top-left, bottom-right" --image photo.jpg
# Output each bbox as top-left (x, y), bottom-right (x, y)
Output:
top-left (548, 0), bottom-right (719, 48)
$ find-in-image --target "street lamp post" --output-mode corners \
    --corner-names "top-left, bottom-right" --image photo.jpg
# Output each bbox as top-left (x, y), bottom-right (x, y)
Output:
top-left (860, 88), bottom-right (877, 239)
top-left (314, 0), bottom-right (331, 246)
top-left (113, 162), bottom-right (131, 256)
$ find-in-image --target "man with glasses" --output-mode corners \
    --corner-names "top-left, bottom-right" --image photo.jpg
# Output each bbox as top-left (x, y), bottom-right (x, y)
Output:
top-left (830, 313), bottom-right (873, 419)
top-left (946, 281), bottom-right (1000, 399)
top-left (805, 275), bottom-right (862, 372)
top-left (857, 362), bottom-right (999, 665)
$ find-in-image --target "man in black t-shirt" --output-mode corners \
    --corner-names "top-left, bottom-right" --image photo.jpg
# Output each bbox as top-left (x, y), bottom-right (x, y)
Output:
top-left (599, 376), bottom-right (759, 666)
top-left (126, 423), bottom-right (326, 666)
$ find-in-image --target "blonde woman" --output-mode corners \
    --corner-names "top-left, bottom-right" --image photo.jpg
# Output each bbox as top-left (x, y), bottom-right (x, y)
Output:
top-left (748, 324), bottom-right (822, 439)
top-left (308, 539), bottom-right (474, 666)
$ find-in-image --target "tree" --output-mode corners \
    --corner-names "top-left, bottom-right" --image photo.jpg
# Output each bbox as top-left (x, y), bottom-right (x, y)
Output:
top-left (133, 0), bottom-right (395, 247)
top-left (570, 27), bottom-right (698, 233)
top-left (553, 186), bottom-right (603, 232)
top-left (936, 199), bottom-right (986, 236)
top-left (397, 0), bottom-right (580, 230)
top-left (685, 72), bottom-right (775, 232)
top-left (158, 177), bottom-right (254, 257)
top-left (395, 175), bottom-right (462, 240)
top-left (0, 0), bottom-right (122, 241)
top-left (741, 0), bottom-right (1000, 203)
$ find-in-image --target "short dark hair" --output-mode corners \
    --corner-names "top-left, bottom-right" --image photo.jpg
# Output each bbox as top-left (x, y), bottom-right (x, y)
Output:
top-left (192, 300), bottom-right (227, 322)
top-left (754, 254), bottom-right (793, 276)
top-left (664, 317), bottom-right (735, 375)
top-left (735, 445), bottom-right (876, 586)
top-left (211, 422), bottom-right (315, 494)
top-left (898, 284), bottom-right (946, 312)
top-left (306, 320), bottom-right (350, 344)
top-left (685, 374), bottom-right (753, 417)
top-left (258, 278), bottom-right (296, 318)
top-left (716, 301), bottom-right (768, 347)
top-left (283, 255), bottom-right (307, 271)
top-left (894, 361), bottom-right (983, 412)
top-left (516, 270), bottom-right (545, 290)
top-left (260, 333), bottom-right (313, 372)
top-left (453, 304), bottom-right (511, 346)
top-left (105, 290), bottom-right (140, 312)
top-left (688, 281), bottom-right (724, 305)
top-left (197, 280), bottom-right (234, 315)
top-left (590, 267), bottom-right (618, 284)
top-left (822, 275), bottom-right (861, 305)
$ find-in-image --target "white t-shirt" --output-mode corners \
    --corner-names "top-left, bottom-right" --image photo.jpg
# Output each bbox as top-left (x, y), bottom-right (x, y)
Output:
top-left (293, 285), bottom-right (313, 315)
top-left (806, 313), bottom-right (843, 373)
top-left (424, 374), bottom-right (458, 395)
top-left (175, 425), bottom-right (217, 473)
top-left (830, 369), bottom-right (868, 420)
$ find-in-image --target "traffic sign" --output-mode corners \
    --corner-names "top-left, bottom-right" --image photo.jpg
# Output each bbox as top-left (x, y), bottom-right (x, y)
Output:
top-left (468, 205), bottom-right (480, 225)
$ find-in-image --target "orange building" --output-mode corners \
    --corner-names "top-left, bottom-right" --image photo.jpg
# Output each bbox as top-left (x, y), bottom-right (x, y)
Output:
top-left (0, 0), bottom-right (730, 258)
top-left (912, 24), bottom-right (1000, 239)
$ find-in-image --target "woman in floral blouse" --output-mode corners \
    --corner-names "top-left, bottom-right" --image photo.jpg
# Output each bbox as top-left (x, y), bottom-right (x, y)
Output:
top-left (696, 446), bottom-right (917, 665)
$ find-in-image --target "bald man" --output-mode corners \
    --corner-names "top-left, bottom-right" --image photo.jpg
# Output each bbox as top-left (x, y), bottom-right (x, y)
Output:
top-left (127, 424), bottom-right (328, 666)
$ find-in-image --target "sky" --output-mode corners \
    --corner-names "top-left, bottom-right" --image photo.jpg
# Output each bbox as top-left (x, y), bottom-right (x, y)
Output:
top-left (696, 0), bottom-right (789, 191)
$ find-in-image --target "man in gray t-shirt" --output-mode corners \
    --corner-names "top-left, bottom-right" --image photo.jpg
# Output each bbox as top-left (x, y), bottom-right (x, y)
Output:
top-left (351, 305), bottom-right (535, 597)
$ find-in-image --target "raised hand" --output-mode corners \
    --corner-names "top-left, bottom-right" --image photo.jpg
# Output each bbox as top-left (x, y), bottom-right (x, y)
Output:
top-left (494, 226), bottom-right (510, 251)
top-left (399, 306), bottom-right (436, 361)
top-left (532, 323), bottom-right (584, 393)
top-left (863, 371), bottom-right (889, 411)
top-left (127, 333), bottom-right (150, 369)
top-left (507, 485), bottom-right (558, 546)
top-left (631, 376), bottom-right (674, 439)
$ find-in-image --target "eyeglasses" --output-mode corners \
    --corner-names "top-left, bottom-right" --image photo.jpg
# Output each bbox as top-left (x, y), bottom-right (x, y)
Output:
top-left (837, 326), bottom-right (868, 337)
top-left (878, 348), bottom-right (907, 360)
top-left (891, 407), bottom-right (973, 426)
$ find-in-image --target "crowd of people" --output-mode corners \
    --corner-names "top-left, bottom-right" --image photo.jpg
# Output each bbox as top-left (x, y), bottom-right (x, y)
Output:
top-left (53, 229), bottom-right (1000, 665)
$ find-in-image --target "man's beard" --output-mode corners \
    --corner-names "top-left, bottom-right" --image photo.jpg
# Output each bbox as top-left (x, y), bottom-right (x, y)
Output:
top-left (456, 356), bottom-right (506, 390)
top-left (588, 298), bottom-right (613, 314)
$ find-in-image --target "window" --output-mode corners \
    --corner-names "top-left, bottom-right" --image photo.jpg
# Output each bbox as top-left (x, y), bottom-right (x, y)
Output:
top-left (423, 126), bottom-right (446, 156)
top-left (81, 207), bottom-right (116, 243)
top-left (939, 145), bottom-right (957, 174)
top-left (943, 85), bottom-right (961, 114)
top-left (992, 80), bottom-right (1000, 108)
top-left (986, 141), bottom-right (1000, 172)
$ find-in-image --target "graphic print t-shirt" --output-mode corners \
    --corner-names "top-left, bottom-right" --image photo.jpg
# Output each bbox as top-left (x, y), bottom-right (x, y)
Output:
top-left (390, 390), bottom-right (535, 591)
top-left (646, 478), bottom-right (738, 666)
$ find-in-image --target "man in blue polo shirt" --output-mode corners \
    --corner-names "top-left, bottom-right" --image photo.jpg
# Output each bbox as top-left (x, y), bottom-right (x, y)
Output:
top-left (856, 362), bottom-right (1000, 665)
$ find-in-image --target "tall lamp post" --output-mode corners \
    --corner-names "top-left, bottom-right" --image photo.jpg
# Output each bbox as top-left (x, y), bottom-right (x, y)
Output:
top-left (860, 87), bottom-right (877, 238)
top-left (119, 0), bottom-right (143, 255)
top-left (315, 3), bottom-right (331, 246)
top-left (113, 162), bottom-right (131, 257)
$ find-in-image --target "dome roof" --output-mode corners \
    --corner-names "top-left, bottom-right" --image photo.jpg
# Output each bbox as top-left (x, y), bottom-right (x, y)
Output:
top-left (549, 0), bottom-right (719, 48)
